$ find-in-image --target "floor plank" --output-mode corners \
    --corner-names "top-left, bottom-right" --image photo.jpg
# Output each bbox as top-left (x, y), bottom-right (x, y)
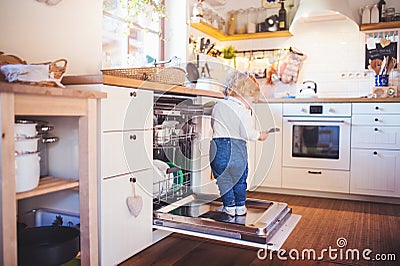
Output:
top-left (120, 192), bottom-right (400, 266)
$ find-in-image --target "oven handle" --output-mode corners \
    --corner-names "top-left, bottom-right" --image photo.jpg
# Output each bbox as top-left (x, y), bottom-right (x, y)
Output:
top-left (287, 119), bottom-right (346, 123)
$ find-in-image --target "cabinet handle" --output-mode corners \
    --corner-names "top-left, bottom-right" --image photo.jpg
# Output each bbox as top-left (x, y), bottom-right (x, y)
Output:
top-left (373, 151), bottom-right (378, 155)
top-left (374, 128), bottom-right (379, 132)
top-left (130, 134), bottom-right (137, 140)
top-left (308, 171), bottom-right (322, 175)
top-left (374, 118), bottom-right (379, 122)
top-left (375, 106), bottom-right (379, 110)
top-left (130, 91), bottom-right (137, 97)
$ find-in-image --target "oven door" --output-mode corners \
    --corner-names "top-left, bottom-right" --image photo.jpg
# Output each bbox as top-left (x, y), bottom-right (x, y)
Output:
top-left (282, 117), bottom-right (351, 170)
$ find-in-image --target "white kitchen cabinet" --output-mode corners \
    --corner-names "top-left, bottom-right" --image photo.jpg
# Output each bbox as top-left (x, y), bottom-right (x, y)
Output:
top-left (250, 103), bottom-right (282, 189)
top-left (282, 167), bottom-right (350, 193)
top-left (351, 126), bottom-right (400, 149)
top-left (101, 130), bottom-right (152, 179)
top-left (350, 149), bottom-right (400, 197)
top-left (100, 85), bottom-right (153, 131)
top-left (99, 85), bottom-right (154, 264)
top-left (351, 102), bottom-right (400, 198)
top-left (100, 169), bottom-right (153, 266)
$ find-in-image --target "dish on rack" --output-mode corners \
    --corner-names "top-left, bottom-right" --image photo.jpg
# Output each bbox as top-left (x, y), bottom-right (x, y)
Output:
top-left (153, 160), bottom-right (174, 196)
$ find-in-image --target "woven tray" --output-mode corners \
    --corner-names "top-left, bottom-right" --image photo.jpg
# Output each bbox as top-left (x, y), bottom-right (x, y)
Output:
top-left (102, 66), bottom-right (186, 85)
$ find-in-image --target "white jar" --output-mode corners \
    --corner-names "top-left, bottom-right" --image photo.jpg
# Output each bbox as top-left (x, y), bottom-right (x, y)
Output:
top-left (371, 4), bottom-right (379, 23)
top-left (362, 5), bottom-right (371, 24)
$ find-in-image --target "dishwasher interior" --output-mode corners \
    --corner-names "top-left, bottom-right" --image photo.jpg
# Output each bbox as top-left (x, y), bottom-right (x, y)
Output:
top-left (152, 93), bottom-right (300, 248)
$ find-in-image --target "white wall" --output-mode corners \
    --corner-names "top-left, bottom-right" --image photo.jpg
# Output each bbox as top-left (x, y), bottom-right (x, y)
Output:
top-left (189, 0), bottom-right (400, 98)
top-left (0, 0), bottom-right (102, 75)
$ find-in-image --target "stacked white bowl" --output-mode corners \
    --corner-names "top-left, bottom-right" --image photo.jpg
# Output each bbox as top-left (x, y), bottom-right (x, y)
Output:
top-left (14, 120), bottom-right (40, 193)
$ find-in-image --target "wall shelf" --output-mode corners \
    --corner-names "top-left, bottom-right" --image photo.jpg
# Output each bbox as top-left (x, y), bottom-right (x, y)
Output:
top-left (360, 21), bottom-right (400, 31)
top-left (16, 177), bottom-right (79, 200)
top-left (190, 20), bottom-right (293, 41)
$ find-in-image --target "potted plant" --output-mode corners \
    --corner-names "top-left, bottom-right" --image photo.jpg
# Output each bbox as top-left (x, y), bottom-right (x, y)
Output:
top-left (222, 46), bottom-right (236, 59)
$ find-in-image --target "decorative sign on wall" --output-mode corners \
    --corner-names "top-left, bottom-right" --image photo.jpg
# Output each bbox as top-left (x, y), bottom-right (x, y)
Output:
top-left (364, 30), bottom-right (399, 71)
top-left (365, 42), bottom-right (398, 69)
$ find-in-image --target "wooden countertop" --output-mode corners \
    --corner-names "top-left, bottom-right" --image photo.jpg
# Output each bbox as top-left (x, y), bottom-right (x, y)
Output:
top-left (0, 80), bottom-right (106, 99)
top-left (46, 74), bottom-right (400, 103)
top-left (103, 75), bottom-right (225, 98)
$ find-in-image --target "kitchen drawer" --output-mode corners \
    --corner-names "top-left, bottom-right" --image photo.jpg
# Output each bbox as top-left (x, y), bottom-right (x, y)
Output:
top-left (352, 114), bottom-right (400, 126)
top-left (350, 149), bottom-right (400, 197)
top-left (282, 167), bottom-right (350, 193)
top-left (283, 103), bottom-right (351, 116)
top-left (351, 126), bottom-right (400, 149)
top-left (101, 130), bottom-right (152, 178)
top-left (101, 85), bottom-right (153, 131)
top-left (101, 169), bottom-right (153, 265)
top-left (352, 103), bottom-right (400, 115)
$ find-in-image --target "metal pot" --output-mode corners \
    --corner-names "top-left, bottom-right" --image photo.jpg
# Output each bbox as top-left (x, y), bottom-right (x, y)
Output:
top-left (15, 120), bottom-right (38, 139)
top-left (15, 152), bottom-right (40, 193)
top-left (15, 137), bottom-right (39, 154)
top-left (18, 226), bottom-right (80, 266)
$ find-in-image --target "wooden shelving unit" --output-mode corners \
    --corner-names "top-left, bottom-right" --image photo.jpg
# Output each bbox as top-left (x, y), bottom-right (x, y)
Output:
top-left (16, 177), bottom-right (79, 200)
top-left (190, 20), bottom-right (293, 41)
top-left (0, 82), bottom-right (106, 266)
top-left (360, 21), bottom-right (400, 31)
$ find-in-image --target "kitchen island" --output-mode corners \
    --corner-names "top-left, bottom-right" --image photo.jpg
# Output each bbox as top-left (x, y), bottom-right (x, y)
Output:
top-left (0, 81), bottom-right (106, 265)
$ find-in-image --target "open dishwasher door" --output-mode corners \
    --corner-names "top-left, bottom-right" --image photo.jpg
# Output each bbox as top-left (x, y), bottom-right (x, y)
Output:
top-left (152, 94), bottom-right (300, 249)
top-left (153, 194), bottom-right (301, 250)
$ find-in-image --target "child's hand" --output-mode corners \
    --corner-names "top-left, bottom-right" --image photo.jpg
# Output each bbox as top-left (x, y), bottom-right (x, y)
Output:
top-left (258, 130), bottom-right (269, 141)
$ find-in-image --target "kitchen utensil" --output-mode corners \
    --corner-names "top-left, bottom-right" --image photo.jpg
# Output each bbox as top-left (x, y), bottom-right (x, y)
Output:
top-left (268, 127), bottom-right (280, 133)
top-left (297, 80), bottom-right (317, 98)
top-left (186, 62), bottom-right (200, 83)
top-left (386, 57), bottom-right (397, 74)
top-left (369, 58), bottom-right (383, 75)
top-left (15, 152), bottom-right (40, 193)
top-left (204, 62), bottom-right (211, 77)
top-left (15, 119), bottom-right (38, 139)
top-left (18, 225), bottom-right (80, 266)
top-left (15, 137), bottom-right (39, 154)
top-left (126, 177), bottom-right (143, 217)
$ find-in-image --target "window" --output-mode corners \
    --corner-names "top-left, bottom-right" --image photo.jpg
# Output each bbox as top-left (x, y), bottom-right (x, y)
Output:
top-left (102, 0), bottom-right (162, 68)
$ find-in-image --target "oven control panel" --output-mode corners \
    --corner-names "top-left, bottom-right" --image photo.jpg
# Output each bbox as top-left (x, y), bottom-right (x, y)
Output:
top-left (283, 103), bottom-right (352, 117)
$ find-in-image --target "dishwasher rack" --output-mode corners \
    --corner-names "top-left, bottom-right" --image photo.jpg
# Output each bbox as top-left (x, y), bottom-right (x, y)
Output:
top-left (153, 165), bottom-right (192, 210)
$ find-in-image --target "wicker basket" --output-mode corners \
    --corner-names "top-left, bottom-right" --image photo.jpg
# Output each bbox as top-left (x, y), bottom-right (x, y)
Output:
top-left (101, 66), bottom-right (186, 85)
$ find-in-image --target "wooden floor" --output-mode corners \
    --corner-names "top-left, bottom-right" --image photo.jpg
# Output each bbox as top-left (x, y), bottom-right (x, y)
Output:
top-left (120, 192), bottom-right (400, 266)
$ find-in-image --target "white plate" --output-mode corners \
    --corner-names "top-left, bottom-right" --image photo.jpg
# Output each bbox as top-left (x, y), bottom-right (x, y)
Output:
top-left (153, 160), bottom-right (173, 196)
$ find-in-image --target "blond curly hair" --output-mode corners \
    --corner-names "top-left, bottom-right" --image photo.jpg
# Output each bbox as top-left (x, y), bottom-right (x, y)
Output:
top-left (223, 70), bottom-right (260, 100)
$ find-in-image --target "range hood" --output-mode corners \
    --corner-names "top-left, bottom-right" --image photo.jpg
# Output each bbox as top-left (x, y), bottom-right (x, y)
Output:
top-left (289, 0), bottom-right (358, 32)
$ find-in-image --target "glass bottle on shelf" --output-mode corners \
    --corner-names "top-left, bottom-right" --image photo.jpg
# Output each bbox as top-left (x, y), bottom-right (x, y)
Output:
top-left (192, 1), bottom-right (203, 18)
top-left (256, 7), bottom-right (267, 32)
top-left (236, 9), bottom-right (246, 34)
top-left (278, 1), bottom-right (287, 30)
top-left (227, 10), bottom-right (237, 35)
top-left (378, 0), bottom-right (386, 22)
top-left (246, 7), bottom-right (257, 34)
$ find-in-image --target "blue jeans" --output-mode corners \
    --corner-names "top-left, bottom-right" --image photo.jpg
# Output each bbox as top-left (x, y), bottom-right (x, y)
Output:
top-left (209, 138), bottom-right (248, 207)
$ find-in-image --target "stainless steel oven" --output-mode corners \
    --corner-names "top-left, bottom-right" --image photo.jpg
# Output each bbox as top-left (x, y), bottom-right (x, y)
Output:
top-left (283, 103), bottom-right (352, 171)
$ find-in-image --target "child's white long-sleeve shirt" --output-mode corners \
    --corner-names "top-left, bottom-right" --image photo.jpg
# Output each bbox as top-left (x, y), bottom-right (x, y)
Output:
top-left (211, 96), bottom-right (260, 141)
